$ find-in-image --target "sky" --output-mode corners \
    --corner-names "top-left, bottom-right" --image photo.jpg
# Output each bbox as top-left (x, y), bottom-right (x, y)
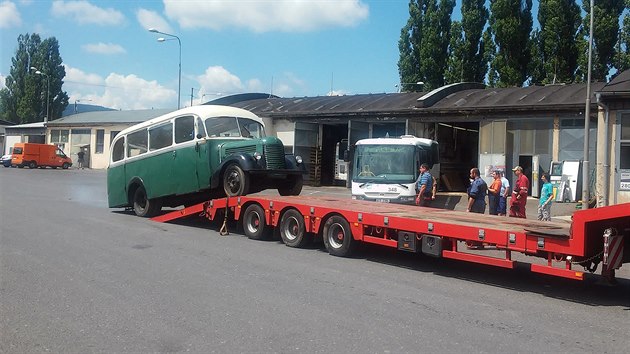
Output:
top-left (0, 0), bottom-right (422, 111)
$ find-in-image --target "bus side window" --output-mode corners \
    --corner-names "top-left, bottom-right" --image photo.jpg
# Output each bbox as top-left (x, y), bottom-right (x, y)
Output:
top-left (175, 116), bottom-right (195, 143)
top-left (127, 130), bottom-right (148, 157)
top-left (112, 138), bottom-right (125, 162)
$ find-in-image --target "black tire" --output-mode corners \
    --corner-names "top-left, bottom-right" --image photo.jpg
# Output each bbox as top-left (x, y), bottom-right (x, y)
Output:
top-left (279, 209), bottom-right (310, 248)
top-left (132, 186), bottom-right (162, 217)
top-left (17, 165), bottom-right (24, 168)
top-left (52, 166), bottom-right (57, 169)
top-left (62, 163), bottom-right (69, 169)
top-left (278, 175), bottom-right (303, 196)
top-left (322, 215), bottom-right (356, 257)
top-left (242, 204), bottom-right (269, 240)
top-left (223, 164), bottom-right (249, 197)
top-left (28, 161), bottom-right (37, 169)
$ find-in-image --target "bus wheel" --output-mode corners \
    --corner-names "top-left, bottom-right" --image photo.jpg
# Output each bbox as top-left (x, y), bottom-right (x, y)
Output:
top-left (62, 163), bottom-right (69, 169)
top-left (278, 175), bottom-right (303, 196)
top-left (323, 215), bottom-right (355, 257)
top-left (28, 161), bottom-right (37, 169)
top-left (242, 204), bottom-right (269, 240)
top-left (133, 186), bottom-right (162, 217)
top-left (223, 164), bottom-right (249, 197)
top-left (280, 209), bottom-right (309, 248)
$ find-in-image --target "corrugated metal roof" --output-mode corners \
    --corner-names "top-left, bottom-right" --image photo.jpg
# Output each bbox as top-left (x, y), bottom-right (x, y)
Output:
top-left (231, 82), bottom-right (606, 117)
top-left (46, 108), bottom-right (172, 126)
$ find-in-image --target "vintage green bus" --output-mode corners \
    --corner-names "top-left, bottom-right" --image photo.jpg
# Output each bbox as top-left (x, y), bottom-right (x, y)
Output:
top-left (107, 105), bottom-right (305, 217)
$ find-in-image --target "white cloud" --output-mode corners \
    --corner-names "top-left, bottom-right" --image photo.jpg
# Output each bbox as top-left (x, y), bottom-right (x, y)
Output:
top-left (0, 1), bottom-right (22, 28)
top-left (136, 8), bottom-right (173, 33)
top-left (82, 42), bottom-right (126, 55)
top-left (51, 0), bottom-right (124, 26)
top-left (163, 0), bottom-right (369, 32)
top-left (196, 66), bottom-right (245, 95)
top-left (63, 65), bottom-right (174, 110)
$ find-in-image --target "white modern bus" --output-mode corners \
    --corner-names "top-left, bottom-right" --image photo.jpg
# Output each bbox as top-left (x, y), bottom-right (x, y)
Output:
top-left (351, 135), bottom-right (439, 204)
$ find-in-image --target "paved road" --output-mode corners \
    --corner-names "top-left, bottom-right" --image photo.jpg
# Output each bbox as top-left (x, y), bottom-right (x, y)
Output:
top-left (1, 168), bottom-right (629, 353)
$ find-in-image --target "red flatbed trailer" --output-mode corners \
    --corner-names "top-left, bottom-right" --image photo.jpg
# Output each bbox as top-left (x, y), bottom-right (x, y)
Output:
top-left (152, 195), bottom-right (629, 282)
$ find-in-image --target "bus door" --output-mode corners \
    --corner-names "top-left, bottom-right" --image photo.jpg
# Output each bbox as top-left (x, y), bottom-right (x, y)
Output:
top-left (172, 115), bottom-right (201, 194)
top-left (194, 116), bottom-right (211, 189)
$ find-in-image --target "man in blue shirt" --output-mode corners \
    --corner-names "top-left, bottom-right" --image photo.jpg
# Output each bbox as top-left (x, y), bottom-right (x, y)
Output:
top-left (415, 163), bottom-right (433, 207)
top-left (538, 173), bottom-right (554, 221)
top-left (466, 167), bottom-right (487, 213)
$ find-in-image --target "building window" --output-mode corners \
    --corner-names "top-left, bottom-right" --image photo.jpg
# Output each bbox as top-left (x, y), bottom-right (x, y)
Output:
top-left (50, 129), bottom-right (69, 151)
top-left (621, 113), bottom-right (630, 169)
top-left (96, 129), bottom-right (104, 154)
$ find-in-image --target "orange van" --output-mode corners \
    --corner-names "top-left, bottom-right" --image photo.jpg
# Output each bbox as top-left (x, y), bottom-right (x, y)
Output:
top-left (11, 143), bottom-right (73, 169)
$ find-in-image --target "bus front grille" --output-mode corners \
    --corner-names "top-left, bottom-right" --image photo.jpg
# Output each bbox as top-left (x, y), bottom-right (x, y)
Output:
top-left (264, 144), bottom-right (285, 170)
top-left (225, 145), bottom-right (257, 157)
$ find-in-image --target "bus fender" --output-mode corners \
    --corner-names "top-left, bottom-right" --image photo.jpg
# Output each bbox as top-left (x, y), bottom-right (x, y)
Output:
top-left (127, 176), bottom-right (147, 203)
top-left (210, 154), bottom-right (258, 189)
top-left (284, 154), bottom-right (307, 173)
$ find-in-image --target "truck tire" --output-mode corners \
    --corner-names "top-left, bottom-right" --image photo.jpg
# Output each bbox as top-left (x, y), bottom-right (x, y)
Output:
top-left (323, 215), bottom-right (356, 257)
top-left (133, 186), bottom-right (162, 217)
top-left (278, 175), bottom-right (303, 196)
top-left (280, 209), bottom-right (310, 248)
top-left (223, 164), bottom-right (249, 197)
top-left (62, 163), bottom-right (69, 169)
top-left (28, 161), bottom-right (37, 169)
top-left (242, 204), bottom-right (269, 240)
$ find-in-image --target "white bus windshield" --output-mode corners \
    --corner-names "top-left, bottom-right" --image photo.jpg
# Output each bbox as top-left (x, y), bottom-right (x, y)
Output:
top-left (353, 145), bottom-right (416, 181)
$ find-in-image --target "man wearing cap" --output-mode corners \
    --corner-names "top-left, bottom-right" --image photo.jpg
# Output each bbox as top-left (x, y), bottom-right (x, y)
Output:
top-left (510, 166), bottom-right (529, 218)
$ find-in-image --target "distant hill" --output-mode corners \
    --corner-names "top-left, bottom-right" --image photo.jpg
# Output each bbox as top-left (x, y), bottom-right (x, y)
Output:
top-left (62, 104), bottom-right (116, 117)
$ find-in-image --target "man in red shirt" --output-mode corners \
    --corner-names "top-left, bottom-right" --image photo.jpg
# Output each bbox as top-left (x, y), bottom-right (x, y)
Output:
top-left (509, 166), bottom-right (529, 218)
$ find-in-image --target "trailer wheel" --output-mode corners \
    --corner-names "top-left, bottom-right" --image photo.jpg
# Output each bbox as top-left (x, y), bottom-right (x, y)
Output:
top-left (280, 209), bottom-right (309, 248)
top-left (223, 164), bottom-right (249, 197)
top-left (242, 204), bottom-right (269, 240)
top-left (323, 215), bottom-right (355, 257)
top-left (28, 161), bottom-right (37, 169)
top-left (62, 163), bottom-right (69, 169)
top-left (278, 175), bottom-right (303, 196)
top-left (133, 186), bottom-right (162, 217)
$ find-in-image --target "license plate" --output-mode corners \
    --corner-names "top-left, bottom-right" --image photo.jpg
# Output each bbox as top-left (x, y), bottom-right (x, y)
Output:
top-left (375, 199), bottom-right (390, 203)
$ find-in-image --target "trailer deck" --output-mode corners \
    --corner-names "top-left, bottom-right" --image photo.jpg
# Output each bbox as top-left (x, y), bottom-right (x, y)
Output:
top-left (152, 195), bottom-right (629, 283)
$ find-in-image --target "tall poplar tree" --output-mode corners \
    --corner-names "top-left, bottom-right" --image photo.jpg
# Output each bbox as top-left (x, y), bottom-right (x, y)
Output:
top-left (488, 0), bottom-right (533, 87)
top-left (445, 21), bottom-right (465, 84)
top-left (578, 0), bottom-right (626, 81)
top-left (0, 33), bottom-right (68, 123)
top-left (398, 0), bottom-right (455, 91)
top-left (617, 10), bottom-right (630, 73)
top-left (533, 0), bottom-right (581, 84)
top-left (459, 0), bottom-right (489, 83)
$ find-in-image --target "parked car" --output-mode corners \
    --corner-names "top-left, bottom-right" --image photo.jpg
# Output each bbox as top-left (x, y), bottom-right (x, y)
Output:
top-left (1, 153), bottom-right (11, 167)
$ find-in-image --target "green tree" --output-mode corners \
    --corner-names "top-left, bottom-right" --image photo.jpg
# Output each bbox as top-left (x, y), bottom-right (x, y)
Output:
top-left (617, 10), bottom-right (630, 72)
top-left (489, 0), bottom-right (533, 87)
top-left (398, 0), bottom-right (455, 91)
top-left (578, 0), bottom-right (626, 81)
top-left (445, 21), bottom-right (465, 84)
top-left (482, 27), bottom-right (498, 86)
top-left (533, 0), bottom-right (582, 84)
top-left (0, 33), bottom-right (68, 123)
top-left (460, 0), bottom-right (489, 83)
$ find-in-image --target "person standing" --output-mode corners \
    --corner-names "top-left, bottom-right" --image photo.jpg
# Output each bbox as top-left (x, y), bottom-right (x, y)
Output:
top-left (509, 166), bottom-right (529, 218)
top-left (77, 149), bottom-right (85, 169)
top-left (538, 173), bottom-right (554, 221)
top-left (415, 163), bottom-right (433, 207)
top-left (466, 167), bottom-right (487, 214)
top-left (498, 170), bottom-right (510, 216)
top-left (487, 170), bottom-right (502, 215)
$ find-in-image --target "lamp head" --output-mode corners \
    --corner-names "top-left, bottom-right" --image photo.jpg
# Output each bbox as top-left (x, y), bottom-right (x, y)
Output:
top-left (148, 28), bottom-right (158, 33)
top-left (157, 37), bottom-right (166, 42)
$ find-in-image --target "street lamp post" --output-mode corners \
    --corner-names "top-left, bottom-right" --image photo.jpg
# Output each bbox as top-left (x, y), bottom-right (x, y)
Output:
top-left (582, 0), bottom-right (594, 210)
top-left (149, 28), bottom-right (181, 109)
top-left (30, 67), bottom-right (50, 123)
top-left (395, 81), bottom-right (424, 93)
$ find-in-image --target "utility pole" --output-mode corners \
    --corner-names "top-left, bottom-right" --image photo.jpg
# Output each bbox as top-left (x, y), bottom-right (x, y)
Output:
top-left (582, 0), bottom-right (594, 210)
top-left (190, 87), bottom-right (194, 107)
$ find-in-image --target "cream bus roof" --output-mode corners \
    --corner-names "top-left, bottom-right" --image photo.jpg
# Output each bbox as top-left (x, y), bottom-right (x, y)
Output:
top-left (117, 105), bottom-right (263, 136)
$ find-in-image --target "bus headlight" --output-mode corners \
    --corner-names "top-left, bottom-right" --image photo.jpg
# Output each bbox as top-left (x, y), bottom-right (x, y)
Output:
top-left (296, 155), bottom-right (303, 164)
top-left (253, 152), bottom-right (262, 160)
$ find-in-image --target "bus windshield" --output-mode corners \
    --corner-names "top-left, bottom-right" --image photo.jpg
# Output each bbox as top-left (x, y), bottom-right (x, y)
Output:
top-left (353, 145), bottom-right (416, 182)
top-left (205, 116), bottom-right (265, 139)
